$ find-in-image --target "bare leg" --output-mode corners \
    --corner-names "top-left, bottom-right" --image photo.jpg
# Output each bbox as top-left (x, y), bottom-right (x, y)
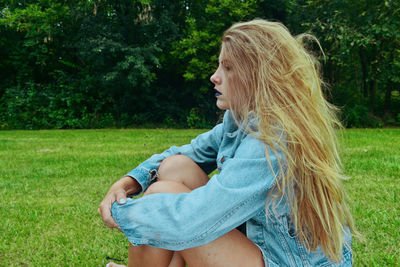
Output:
top-left (110, 155), bottom-right (264, 267)
top-left (150, 155), bottom-right (210, 267)
top-left (179, 229), bottom-right (264, 267)
top-left (107, 181), bottom-right (189, 267)
top-left (157, 155), bottom-right (210, 189)
top-left (126, 180), bottom-right (264, 267)
top-left (125, 180), bottom-right (191, 267)
top-left (168, 252), bottom-right (186, 267)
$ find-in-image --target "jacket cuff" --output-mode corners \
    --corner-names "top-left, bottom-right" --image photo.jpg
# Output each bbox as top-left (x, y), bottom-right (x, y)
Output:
top-left (126, 167), bottom-right (158, 196)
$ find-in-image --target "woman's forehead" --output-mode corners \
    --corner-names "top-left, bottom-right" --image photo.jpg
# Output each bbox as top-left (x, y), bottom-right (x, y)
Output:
top-left (219, 49), bottom-right (232, 64)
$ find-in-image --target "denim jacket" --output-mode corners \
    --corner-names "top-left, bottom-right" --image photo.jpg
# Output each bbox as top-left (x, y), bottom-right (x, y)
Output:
top-left (111, 110), bottom-right (352, 266)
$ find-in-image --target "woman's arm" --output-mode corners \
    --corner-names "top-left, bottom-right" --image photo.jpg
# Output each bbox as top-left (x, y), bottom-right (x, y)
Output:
top-left (100, 111), bottom-right (229, 228)
top-left (111, 136), bottom-right (280, 250)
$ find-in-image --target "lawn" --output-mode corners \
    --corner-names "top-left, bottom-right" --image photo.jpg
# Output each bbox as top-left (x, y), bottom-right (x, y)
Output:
top-left (0, 128), bottom-right (399, 266)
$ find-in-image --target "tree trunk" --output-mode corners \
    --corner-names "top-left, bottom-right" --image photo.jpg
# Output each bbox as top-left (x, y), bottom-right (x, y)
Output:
top-left (369, 79), bottom-right (377, 114)
top-left (325, 59), bottom-right (334, 84)
top-left (359, 48), bottom-right (369, 98)
top-left (383, 82), bottom-right (392, 117)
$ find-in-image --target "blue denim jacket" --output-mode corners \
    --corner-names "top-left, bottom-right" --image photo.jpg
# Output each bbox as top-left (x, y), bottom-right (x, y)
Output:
top-left (111, 110), bottom-right (352, 266)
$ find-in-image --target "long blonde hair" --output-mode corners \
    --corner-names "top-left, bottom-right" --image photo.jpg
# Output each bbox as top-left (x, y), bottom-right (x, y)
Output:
top-left (221, 19), bottom-right (356, 262)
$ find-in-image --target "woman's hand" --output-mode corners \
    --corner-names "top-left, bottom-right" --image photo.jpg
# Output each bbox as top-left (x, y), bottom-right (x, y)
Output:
top-left (98, 176), bottom-right (140, 229)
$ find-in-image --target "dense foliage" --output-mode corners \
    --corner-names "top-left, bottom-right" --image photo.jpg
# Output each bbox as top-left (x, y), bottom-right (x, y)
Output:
top-left (0, 0), bottom-right (399, 129)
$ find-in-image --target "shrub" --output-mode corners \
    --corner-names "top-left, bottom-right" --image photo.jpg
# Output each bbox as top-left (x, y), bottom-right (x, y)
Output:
top-left (187, 108), bottom-right (209, 129)
top-left (343, 105), bottom-right (382, 128)
top-left (396, 113), bottom-right (400, 126)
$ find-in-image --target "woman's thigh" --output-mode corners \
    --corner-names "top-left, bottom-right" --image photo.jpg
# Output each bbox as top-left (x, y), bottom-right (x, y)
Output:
top-left (144, 180), bottom-right (265, 267)
top-left (179, 229), bottom-right (265, 267)
top-left (157, 155), bottom-right (210, 189)
top-left (148, 155), bottom-right (265, 267)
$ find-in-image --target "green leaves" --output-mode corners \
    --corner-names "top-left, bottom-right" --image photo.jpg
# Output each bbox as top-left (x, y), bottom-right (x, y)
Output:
top-left (0, 0), bottom-right (399, 129)
top-left (297, 0), bottom-right (400, 120)
top-left (170, 0), bottom-right (262, 121)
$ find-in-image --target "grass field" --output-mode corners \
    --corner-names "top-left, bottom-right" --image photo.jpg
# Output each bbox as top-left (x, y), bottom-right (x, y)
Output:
top-left (0, 128), bottom-right (399, 266)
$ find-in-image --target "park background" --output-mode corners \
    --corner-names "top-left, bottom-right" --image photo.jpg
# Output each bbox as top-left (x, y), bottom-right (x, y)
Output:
top-left (1, 0), bottom-right (399, 266)
top-left (0, 0), bottom-right (399, 129)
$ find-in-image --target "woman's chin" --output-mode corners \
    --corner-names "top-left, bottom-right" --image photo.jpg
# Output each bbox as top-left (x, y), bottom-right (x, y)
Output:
top-left (216, 101), bottom-right (229, 111)
top-left (216, 105), bottom-right (228, 111)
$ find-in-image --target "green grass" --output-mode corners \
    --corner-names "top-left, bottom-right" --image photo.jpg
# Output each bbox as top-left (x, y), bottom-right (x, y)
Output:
top-left (339, 129), bottom-right (400, 266)
top-left (0, 128), bottom-right (399, 266)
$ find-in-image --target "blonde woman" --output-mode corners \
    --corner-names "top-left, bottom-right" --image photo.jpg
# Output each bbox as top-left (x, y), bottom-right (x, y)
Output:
top-left (99, 19), bottom-right (356, 267)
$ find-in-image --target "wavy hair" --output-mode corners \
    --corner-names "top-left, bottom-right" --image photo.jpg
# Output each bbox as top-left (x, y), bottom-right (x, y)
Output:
top-left (220, 19), bottom-right (357, 262)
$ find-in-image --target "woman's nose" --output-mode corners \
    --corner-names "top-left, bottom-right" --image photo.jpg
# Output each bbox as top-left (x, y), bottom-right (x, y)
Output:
top-left (210, 71), bottom-right (221, 85)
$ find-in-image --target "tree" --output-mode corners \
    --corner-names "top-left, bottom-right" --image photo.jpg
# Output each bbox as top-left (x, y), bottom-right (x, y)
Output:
top-left (295, 0), bottom-right (400, 126)
top-left (1, 0), bottom-right (398, 129)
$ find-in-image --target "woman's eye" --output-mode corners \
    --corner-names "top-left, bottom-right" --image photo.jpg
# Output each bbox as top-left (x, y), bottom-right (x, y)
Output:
top-left (225, 65), bottom-right (231, 71)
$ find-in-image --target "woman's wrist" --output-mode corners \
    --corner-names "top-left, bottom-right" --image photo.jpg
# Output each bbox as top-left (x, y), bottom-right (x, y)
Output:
top-left (115, 175), bottom-right (141, 195)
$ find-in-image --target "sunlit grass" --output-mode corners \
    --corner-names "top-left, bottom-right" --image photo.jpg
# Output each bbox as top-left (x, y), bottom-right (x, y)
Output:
top-left (339, 129), bottom-right (400, 266)
top-left (0, 128), bottom-right (399, 266)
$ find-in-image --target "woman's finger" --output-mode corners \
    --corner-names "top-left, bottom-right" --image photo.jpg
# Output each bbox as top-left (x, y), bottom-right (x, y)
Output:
top-left (115, 190), bottom-right (128, 205)
top-left (99, 197), bottom-right (119, 228)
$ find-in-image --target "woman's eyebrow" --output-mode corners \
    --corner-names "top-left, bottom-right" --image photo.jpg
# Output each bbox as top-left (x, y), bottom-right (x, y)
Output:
top-left (220, 59), bottom-right (232, 65)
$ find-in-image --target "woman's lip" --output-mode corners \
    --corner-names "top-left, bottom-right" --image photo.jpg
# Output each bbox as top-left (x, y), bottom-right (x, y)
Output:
top-left (214, 88), bottom-right (222, 97)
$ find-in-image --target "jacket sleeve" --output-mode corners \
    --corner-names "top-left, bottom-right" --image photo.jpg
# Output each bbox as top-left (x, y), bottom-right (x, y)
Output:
top-left (125, 113), bottom-right (228, 195)
top-left (111, 134), bottom-right (280, 250)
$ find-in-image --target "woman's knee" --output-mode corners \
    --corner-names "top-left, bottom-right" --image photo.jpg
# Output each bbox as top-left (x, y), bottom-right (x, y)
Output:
top-left (158, 155), bottom-right (193, 180)
top-left (158, 155), bottom-right (209, 189)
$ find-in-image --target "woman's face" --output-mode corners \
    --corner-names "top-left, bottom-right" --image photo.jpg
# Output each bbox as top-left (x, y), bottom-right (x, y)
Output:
top-left (210, 52), bottom-right (232, 110)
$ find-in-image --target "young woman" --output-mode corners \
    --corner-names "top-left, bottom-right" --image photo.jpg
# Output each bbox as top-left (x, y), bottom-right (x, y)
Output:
top-left (99, 19), bottom-right (356, 267)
